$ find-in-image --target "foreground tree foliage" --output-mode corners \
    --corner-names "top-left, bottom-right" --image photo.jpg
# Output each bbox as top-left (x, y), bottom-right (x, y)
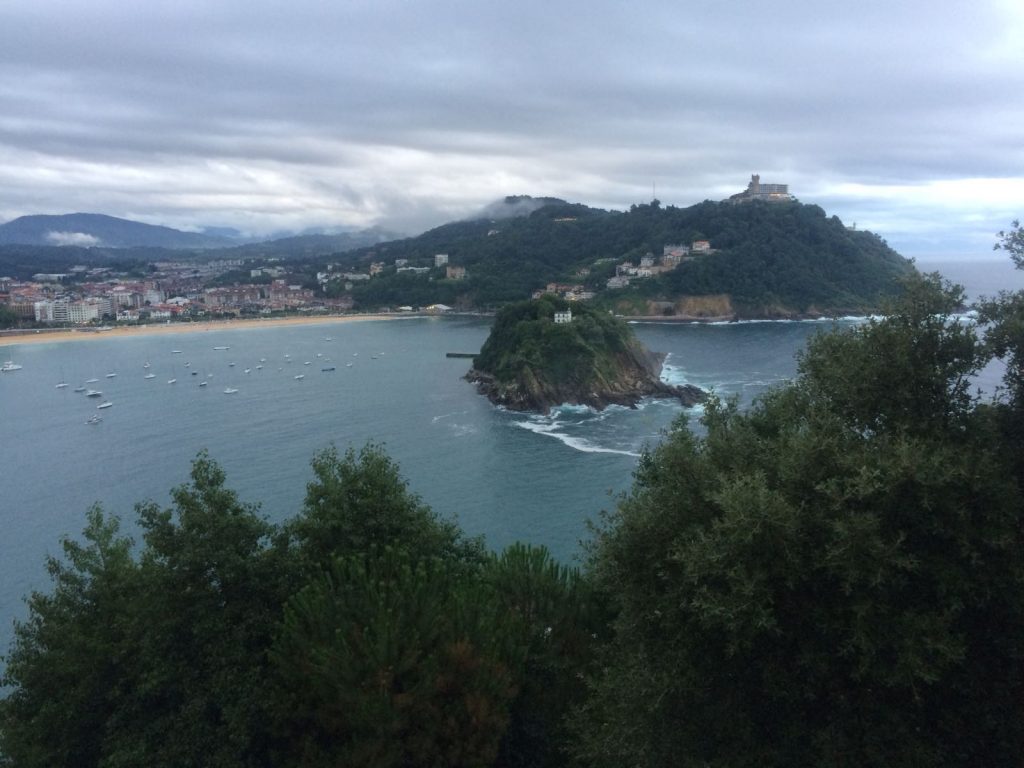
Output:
top-left (289, 444), bottom-right (486, 570)
top-left (1, 445), bottom-right (598, 767)
top-left (571, 270), bottom-right (1024, 767)
top-left (270, 549), bottom-right (524, 767)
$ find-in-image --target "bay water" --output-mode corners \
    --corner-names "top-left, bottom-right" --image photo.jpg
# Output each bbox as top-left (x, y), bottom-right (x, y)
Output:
top-left (1, 258), bottom-right (1020, 654)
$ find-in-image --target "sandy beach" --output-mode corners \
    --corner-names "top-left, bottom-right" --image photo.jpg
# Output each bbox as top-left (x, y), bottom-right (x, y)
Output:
top-left (0, 313), bottom-right (413, 348)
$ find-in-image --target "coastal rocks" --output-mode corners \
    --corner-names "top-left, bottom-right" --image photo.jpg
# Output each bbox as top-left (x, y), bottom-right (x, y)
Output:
top-left (465, 348), bottom-right (704, 415)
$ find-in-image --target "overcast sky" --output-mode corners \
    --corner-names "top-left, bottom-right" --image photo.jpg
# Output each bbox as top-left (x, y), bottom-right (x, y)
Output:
top-left (1, 0), bottom-right (1022, 259)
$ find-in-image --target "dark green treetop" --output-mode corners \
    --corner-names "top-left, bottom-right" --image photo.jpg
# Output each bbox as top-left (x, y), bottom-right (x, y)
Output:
top-left (571, 271), bottom-right (1024, 767)
top-left (473, 296), bottom-right (638, 387)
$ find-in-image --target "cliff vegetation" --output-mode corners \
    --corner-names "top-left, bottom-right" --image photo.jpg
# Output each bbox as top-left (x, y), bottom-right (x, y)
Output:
top-left (466, 295), bottom-right (704, 413)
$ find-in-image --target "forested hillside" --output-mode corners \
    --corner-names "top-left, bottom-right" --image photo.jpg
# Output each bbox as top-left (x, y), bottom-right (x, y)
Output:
top-left (0, 244), bottom-right (153, 280)
top-left (468, 296), bottom-right (703, 412)
top-left (341, 198), bottom-right (913, 315)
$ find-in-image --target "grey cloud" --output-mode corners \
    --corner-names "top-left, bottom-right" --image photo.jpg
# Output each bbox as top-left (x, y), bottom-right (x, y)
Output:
top-left (46, 231), bottom-right (101, 247)
top-left (0, 0), bottom-right (1021, 255)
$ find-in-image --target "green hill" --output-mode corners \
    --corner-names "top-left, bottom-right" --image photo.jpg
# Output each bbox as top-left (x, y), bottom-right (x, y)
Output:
top-left (465, 296), bottom-right (704, 413)
top-left (339, 197), bottom-right (915, 317)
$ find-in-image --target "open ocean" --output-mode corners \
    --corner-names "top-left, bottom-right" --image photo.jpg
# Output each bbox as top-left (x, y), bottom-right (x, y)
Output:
top-left (1, 257), bottom-right (1021, 654)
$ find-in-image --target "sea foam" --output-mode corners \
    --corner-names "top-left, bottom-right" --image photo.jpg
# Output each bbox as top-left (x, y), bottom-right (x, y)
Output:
top-left (514, 417), bottom-right (642, 457)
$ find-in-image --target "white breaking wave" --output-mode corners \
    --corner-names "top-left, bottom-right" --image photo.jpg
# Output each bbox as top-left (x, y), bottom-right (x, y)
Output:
top-left (432, 410), bottom-right (469, 423)
top-left (514, 418), bottom-right (642, 457)
top-left (549, 402), bottom-right (633, 423)
top-left (660, 356), bottom-right (692, 387)
top-left (548, 403), bottom-right (598, 415)
top-left (694, 316), bottom-right (872, 326)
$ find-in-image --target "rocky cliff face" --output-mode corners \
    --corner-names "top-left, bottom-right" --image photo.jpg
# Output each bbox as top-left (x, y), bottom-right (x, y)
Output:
top-left (465, 338), bottom-right (704, 414)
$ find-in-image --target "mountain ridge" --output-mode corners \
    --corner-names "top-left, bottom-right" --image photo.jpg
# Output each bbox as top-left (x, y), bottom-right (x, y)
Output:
top-left (0, 213), bottom-right (235, 249)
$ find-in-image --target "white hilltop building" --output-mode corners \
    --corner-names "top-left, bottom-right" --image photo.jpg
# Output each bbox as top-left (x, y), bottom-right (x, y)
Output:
top-left (726, 174), bottom-right (794, 203)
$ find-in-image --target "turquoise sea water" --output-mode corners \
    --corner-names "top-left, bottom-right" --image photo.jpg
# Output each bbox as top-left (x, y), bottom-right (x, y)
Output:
top-left (1, 258), bottom-right (1020, 653)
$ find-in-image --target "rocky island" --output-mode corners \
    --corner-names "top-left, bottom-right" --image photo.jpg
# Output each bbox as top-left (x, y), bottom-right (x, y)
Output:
top-left (465, 296), bottom-right (704, 414)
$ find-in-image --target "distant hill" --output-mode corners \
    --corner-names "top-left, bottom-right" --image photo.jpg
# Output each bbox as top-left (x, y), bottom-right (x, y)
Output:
top-left (338, 197), bottom-right (915, 317)
top-left (0, 216), bottom-right (405, 277)
top-left (222, 227), bottom-right (403, 260)
top-left (472, 195), bottom-right (571, 221)
top-left (0, 213), bottom-right (235, 249)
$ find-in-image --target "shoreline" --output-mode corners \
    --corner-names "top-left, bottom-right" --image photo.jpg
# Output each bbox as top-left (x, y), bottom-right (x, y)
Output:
top-left (0, 310), bottom-right (877, 349)
top-left (0, 313), bottom-right (426, 348)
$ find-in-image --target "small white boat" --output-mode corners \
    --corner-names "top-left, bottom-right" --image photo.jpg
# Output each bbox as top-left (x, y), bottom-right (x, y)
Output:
top-left (86, 378), bottom-right (99, 383)
top-left (105, 372), bottom-right (117, 378)
top-left (294, 374), bottom-right (305, 380)
top-left (304, 361), bottom-right (311, 366)
top-left (1, 361), bottom-right (23, 372)
top-left (199, 381), bottom-right (208, 387)
top-left (55, 381), bottom-right (69, 389)
top-left (184, 362), bottom-right (191, 368)
top-left (144, 373), bottom-right (156, 379)
top-left (96, 401), bottom-right (113, 409)
top-left (168, 377), bottom-right (177, 384)
top-left (244, 368), bottom-right (251, 374)
top-left (86, 389), bottom-right (103, 397)
top-left (346, 363), bottom-right (353, 367)
top-left (143, 362), bottom-right (151, 368)
top-left (172, 350), bottom-right (183, 354)
top-left (255, 365), bottom-right (263, 370)
top-left (223, 387), bottom-right (238, 394)
top-left (259, 358), bottom-right (267, 363)
top-left (86, 414), bottom-right (102, 425)
top-left (74, 385), bottom-right (86, 392)
top-left (229, 362), bottom-right (235, 367)
top-left (213, 346), bottom-right (230, 351)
